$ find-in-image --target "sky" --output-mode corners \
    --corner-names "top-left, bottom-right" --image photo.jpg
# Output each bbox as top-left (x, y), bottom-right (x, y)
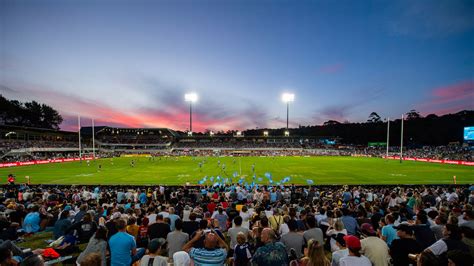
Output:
top-left (1, 0), bottom-right (473, 132)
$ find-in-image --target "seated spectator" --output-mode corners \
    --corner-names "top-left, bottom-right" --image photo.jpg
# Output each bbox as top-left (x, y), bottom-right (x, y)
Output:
top-left (300, 239), bottom-right (329, 266)
top-left (431, 215), bottom-right (447, 240)
top-left (126, 217), bottom-right (139, 240)
top-left (447, 250), bottom-right (472, 266)
top-left (413, 212), bottom-right (436, 249)
top-left (79, 252), bottom-right (102, 266)
top-left (380, 214), bottom-right (398, 247)
top-left (425, 224), bottom-right (470, 263)
top-left (327, 219), bottom-right (347, 252)
top-left (139, 238), bottom-right (168, 266)
top-left (66, 213), bottom-right (97, 243)
top-left (23, 205), bottom-right (40, 234)
top-left (183, 230), bottom-right (229, 266)
top-left (341, 208), bottom-right (358, 236)
top-left (460, 210), bottom-right (474, 230)
top-left (109, 219), bottom-right (145, 266)
top-left (167, 219), bottom-right (189, 259)
top-left (252, 228), bottom-right (289, 266)
top-left (77, 226), bottom-right (108, 266)
top-left (331, 234), bottom-right (349, 266)
top-left (390, 223), bottom-right (422, 266)
top-left (53, 210), bottom-right (72, 240)
top-left (173, 251), bottom-right (191, 266)
top-left (339, 235), bottom-right (371, 266)
top-left (459, 226), bottom-right (474, 258)
top-left (359, 223), bottom-right (390, 266)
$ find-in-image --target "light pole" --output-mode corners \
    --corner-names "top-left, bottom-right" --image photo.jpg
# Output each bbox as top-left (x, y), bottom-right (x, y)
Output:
top-left (386, 117), bottom-right (390, 157)
top-left (281, 93), bottom-right (295, 130)
top-left (184, 93), bottom-right (198, 134)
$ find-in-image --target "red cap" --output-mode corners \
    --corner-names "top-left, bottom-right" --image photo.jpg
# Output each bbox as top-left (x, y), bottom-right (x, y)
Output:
top-left (343, 235), bottom-right (361, 249)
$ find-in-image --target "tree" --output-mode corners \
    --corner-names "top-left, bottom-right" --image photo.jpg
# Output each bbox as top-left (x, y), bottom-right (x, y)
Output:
top-left (0, 94), bottom-right (63, 130)
top-left (406, 109), bottom-right (422, 120)
top-left (323, 120), bottom-right (341, 126)
top-left (367, 112), bottom-right (382, 123)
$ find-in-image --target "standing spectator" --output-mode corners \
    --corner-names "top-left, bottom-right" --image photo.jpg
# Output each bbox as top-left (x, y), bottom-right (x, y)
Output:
top-left (168, 207), bottom-right (180, 231)
top-left (280, 219), bottom-right (305, 258)
top-left (390, 224), bottom-right (422, 266)
top-left (148, 214), bottom-right (170, 240)
top-left (303, 215), bottom-right (324, 247)
top-left (413, 213), bottom-right (436, 249)
top-left (228, 216), bottom-right (249, 249)
top-left (77, 226), bottom-right (109, 266)
top-left (183, 212), bottom-right (199, 237)
top-left (212, 207), bottom-right (228, 232)
top-left (167, 219), bottom-right (189, 259)
top-left (109, 219), bottom-right (145, 266)
top-left (339, 235), bottom-right (371, 266)
top-left (341, 209), bottom-right (358, 236)
top-left (252, 228), bottom-right (289, 266)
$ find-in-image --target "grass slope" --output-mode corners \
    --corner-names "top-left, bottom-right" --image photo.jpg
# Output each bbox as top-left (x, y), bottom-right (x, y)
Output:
top-left (0, 156), bottom-right (472, 185)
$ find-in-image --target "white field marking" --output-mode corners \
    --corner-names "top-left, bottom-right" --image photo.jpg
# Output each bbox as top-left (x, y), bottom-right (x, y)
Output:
top-left (177, 174), bottom-right (190, 178)
top-left (390, 174), bottom-right (407, 177)
top-left (75, 174), bottom-right (94, 177)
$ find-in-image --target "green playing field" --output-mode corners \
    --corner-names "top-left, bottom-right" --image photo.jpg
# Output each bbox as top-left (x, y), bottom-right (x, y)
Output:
top-left (0, 156), bottom-right (472, 185)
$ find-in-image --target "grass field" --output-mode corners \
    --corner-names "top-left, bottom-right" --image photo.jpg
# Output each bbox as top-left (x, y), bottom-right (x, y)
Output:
top-left (0, 156), bottom-right (473, 185)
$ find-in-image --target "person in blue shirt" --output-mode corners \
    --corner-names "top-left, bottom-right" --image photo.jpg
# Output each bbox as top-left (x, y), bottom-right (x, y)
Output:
top-left (109, 219), bottom-right (145, 266)
top-left (23, 205), bottom-right (40, 233)
top-left (341, 208), bottom-right (359, 236)
top-left (139, 191), bottom-right (147, 205)
top-left (380, 214), bottom-right (399, 247)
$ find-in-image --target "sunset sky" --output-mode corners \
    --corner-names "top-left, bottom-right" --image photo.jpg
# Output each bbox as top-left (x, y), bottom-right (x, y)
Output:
top-left (1, 0), bottom-right (473, 131)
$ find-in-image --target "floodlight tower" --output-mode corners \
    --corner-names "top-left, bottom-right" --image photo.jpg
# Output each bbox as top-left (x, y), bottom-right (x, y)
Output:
top-left (281, 93), bottom-right (295, 130)
top-left (184, 93), bottom-right (198, 134)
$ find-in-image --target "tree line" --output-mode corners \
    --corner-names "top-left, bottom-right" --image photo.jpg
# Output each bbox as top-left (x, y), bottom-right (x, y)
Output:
top-left (243, 110), bottom-right (474, 146)
top-left (0, 94), bottom-right (63, 130)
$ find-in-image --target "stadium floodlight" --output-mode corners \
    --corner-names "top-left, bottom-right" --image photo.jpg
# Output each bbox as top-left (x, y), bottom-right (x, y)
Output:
top-left (184, 93), bottom-right (198, 133)
top-left (263, 131), bottom-right (269, 137)
top-left (284, 130), bottom-right (290, 137)
top-left (210, 131), bottom-right (214, 136)
top-left (236, 131), bottom-right (242, 136)
top-left (281, 93), bottom-right (295, 129)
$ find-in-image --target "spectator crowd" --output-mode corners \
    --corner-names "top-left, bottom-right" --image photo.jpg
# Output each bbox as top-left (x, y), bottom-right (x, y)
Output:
top-left (0, 183), bottom-right (473, 265)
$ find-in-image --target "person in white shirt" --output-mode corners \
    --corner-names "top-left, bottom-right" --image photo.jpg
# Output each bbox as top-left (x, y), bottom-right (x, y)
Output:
top-left (331, 234), bottom-right (349, 266)
top-left (339, 235), bottom-right (372, 266)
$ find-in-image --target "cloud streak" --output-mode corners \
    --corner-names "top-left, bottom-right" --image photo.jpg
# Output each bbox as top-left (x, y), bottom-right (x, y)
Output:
top-left (418, 80), bottom-right (474, 115)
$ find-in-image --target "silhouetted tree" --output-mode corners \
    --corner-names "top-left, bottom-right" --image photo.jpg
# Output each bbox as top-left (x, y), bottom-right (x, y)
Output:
top-left (367, 112), bottom-right (382, 123)
top-left (406, 109), bottom-right (422, 120)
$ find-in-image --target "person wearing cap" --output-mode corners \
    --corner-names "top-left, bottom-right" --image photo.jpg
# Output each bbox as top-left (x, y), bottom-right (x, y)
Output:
top-left (390, 223), bottom-right (422, 266)
top-left (360, 223), bottom-right (390, 266)
top-left (139, 238), bottom-right (167, 266)
top-left (339, 235), bottom-right (371, 266)
top-left (331, 233), bottom-right (349, 266)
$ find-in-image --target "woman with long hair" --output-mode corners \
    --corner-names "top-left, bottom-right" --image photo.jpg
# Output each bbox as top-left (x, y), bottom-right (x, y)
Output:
top-left (300, 239), bottom-right (330, 266)
top-left (76, 226), bottom-right (108, 266)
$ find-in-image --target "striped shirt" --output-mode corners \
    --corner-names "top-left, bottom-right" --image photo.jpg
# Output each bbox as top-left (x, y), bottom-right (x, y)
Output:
top-left (189, 247), bottom-right (227, 266)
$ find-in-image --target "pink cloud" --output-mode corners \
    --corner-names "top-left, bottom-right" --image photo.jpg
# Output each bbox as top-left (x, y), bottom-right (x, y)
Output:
top-left (419, 80), bottom-right (474, 115)
top-left (319, 63), bottom-right (344, 74)
top-left (4, 84), bottom-right (266, 132)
